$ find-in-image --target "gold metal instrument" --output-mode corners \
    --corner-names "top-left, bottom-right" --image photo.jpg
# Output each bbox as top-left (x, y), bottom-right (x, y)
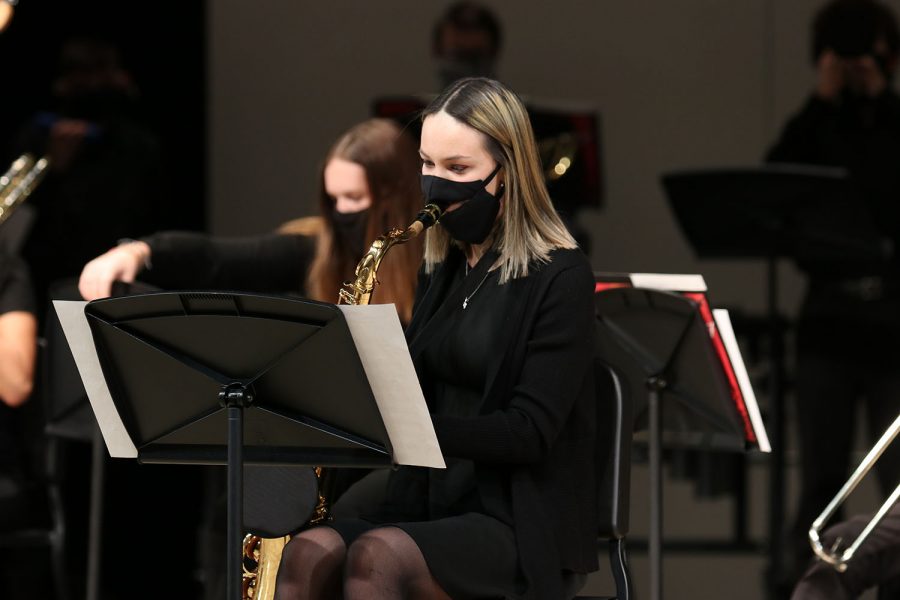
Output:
top-left (809, 412), bottom-right (900, 572)
top-left (0, 153), bottom-right (49, 226)
top-left (241, 203), bottom-right (442, 599)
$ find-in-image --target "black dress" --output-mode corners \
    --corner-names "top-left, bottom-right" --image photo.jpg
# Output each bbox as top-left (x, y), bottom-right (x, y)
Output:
top-left (329, 256), bottom-right (525, 599)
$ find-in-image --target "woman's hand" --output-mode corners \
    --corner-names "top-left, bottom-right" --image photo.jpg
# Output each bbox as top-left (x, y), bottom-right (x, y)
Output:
top-left (78, 241), bottom-right (151, 300)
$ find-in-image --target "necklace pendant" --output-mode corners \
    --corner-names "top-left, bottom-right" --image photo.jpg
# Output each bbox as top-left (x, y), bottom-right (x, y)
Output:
top-left (462, 298), bottom-right (469, 309)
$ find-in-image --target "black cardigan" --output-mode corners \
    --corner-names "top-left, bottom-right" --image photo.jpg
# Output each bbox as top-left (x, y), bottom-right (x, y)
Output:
top-left (406, 247), bottom-right (599, 600)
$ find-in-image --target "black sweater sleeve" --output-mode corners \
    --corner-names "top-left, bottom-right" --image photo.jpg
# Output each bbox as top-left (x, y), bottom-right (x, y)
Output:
top-left (140, 231), bottom-right (315, 293)
top-left (431, 260), bottom-right (595, 465)
top-left (766, 95), bottom-right (843, 165)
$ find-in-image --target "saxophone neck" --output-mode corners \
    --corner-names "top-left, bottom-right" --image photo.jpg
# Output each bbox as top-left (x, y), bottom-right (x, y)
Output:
top-left (338, 204), bottom-right (442, 306)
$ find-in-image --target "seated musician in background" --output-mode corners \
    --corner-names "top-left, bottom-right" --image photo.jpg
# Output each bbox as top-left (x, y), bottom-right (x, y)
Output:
top-left (274, 77), bottom-right (599, 600)
top-left (765, 0), bottom-right (900, 594)
top-left (78, 117), bottom-right (423, 323)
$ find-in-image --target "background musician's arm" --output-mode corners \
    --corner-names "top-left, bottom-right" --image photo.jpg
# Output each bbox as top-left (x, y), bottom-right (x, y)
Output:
top-left (79, 231), bottom-right (315, 300)
top-left (0, 255), bottom-right (36, 408)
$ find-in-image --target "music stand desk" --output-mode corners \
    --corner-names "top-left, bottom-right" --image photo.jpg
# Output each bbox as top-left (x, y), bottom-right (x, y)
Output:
top-left (55, 292), bottom-right (443, 600)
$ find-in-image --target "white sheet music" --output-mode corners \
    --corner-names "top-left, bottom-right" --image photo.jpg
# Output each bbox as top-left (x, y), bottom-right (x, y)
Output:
top-left (712, 308), bottom-right (771, 453)
top-left (339, 304), bottom-right (445, 469)
top-left (53, 300), bottom-right (138, 458)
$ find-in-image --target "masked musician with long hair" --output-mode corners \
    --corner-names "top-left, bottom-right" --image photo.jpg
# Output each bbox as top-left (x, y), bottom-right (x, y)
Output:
top-left (275, 77), bottom-right (599, 600)
top-left (77, 118), bottom-right (422, 324)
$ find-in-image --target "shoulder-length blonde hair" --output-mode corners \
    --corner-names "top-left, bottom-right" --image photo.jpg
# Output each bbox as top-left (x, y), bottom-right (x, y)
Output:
top-left (307, 118), bottom-right (423, 323)
top-left (421, 78), bottom-right (577, 283)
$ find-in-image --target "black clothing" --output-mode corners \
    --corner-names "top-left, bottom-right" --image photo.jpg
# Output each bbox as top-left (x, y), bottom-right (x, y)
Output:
top-left (0, 254), bottom-right (36, 316)
top-left (767, 91), bottom-right (900, 592)
top-left (791, 505), bottom-right (900, 600)
top-left (141, 231), bottom-right (315, 293)
top-left (330, 246), bottom-right (598, 599)
top-left (13, 116), bottom-right (163, 317)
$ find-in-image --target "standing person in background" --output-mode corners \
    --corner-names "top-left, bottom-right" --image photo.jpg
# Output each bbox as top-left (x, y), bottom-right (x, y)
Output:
top-left (11, 36), bottom-right (162, 317)
top-left (766, 0), bottom-right (900, 595)
top-left (432, 1), bottom-right (502, 89)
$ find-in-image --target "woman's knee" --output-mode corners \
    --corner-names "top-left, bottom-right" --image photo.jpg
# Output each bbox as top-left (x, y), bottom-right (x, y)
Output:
top-left (277, 527), bottom-right (347, 589)
top-left (345, 529), bottom-right (401, 578)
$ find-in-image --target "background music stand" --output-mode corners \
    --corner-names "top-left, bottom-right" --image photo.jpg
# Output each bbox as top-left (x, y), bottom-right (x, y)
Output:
top-left (660, 164), bottom-right (886, 594)
top-left (595, 287), bottom-right (750, 600)
top-left (83, 291), bottom-right (398, 600)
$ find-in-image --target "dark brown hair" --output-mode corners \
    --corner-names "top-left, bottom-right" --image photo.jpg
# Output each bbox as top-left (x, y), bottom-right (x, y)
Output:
top-left (307, 119), bottom-right (423, 323)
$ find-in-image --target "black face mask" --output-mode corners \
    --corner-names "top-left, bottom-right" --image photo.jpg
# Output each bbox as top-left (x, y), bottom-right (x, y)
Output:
top-left (332, 208), bottom-right (370, 255)
top-left (421, 164), bottom-right (503, 244)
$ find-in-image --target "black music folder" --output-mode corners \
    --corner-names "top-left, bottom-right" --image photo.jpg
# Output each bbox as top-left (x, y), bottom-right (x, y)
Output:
top-left (661, 164), bottom-right (886, 265)
top-left (595, 272), bottom-right (770, 453)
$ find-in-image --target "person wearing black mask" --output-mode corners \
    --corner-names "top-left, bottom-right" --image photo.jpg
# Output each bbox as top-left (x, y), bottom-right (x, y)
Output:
top-left (276, 78), bottom-right (598, 600)
top-left (78, 118), bottom-right (423, 324)
top-left (766, 0), bottom-right (900, 596)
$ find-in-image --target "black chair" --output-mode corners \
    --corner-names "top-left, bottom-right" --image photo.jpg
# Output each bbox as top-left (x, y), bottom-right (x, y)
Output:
top-left (574, 359), bottom-right (633, 600)
top-left (0, 338), bottom-right (71, 600)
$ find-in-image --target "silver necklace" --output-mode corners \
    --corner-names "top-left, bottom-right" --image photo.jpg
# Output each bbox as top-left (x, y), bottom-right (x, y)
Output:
top-left (463, 262), bottom-right (491, 309)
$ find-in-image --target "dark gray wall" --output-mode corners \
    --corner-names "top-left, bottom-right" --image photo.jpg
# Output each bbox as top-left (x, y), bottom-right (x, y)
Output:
top-left (210, 0), bottom-right (857, 316)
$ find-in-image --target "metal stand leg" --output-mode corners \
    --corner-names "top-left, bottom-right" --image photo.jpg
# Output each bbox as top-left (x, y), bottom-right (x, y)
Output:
top-left (86, 425), bottom-right (105, 600)
top-left (648, 379), bottom-right (664, 600)
top-left (227, 405), bottom-right (244, 600)
top-left (766, 255), bottom-right (786, 599)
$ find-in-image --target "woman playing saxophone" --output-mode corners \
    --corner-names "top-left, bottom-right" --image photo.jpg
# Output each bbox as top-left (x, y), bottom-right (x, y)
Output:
top-left (275, 77), bottom-right (600, 600)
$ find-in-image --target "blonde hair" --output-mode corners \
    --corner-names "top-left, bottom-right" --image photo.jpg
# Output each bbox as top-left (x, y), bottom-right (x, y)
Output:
top-left (421, 78), bottom-right (577, 283)
top-left (307, 119), bottom-right (423, 323)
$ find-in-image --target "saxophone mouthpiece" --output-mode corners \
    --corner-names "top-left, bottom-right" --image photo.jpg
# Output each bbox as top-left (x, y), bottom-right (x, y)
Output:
top-left (414, 203), bottom-right (443, 231)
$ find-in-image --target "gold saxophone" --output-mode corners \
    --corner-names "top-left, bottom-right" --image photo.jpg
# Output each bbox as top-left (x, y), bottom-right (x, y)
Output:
top-left (241, 203), bottom-right (442, 599)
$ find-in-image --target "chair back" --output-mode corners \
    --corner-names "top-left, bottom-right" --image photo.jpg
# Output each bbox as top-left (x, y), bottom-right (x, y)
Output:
top-left (595, 357), bottom-right (632, 541)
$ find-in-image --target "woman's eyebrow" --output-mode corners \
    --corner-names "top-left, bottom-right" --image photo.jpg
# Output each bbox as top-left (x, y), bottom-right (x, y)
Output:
top-left (419, 150), bottom-right (472, 161)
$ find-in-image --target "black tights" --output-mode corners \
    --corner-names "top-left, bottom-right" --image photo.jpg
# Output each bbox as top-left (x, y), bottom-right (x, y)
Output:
top-left (273, 526), bottom-right (452, 600)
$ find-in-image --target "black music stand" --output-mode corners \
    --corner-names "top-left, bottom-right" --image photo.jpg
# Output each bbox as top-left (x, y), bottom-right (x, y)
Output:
top-left (660, 164), bottom-right (886, 595)
top-left (595, 287), bottom-right (748, 600)
top-left (82, 291), bottom-right (399, 600)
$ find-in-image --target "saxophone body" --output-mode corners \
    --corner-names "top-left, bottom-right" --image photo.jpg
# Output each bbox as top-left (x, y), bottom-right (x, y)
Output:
top-left (241, 203), bottom-right (441, 600)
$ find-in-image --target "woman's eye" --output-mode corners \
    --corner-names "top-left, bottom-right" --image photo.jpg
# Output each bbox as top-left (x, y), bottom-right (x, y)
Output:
top-left (421, 160), bottom-right (434, 168)
top-left (450, 165), bottom-right (468, 174)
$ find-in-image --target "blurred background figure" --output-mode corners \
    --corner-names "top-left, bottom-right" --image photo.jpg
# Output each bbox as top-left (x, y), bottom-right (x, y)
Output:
top-left (0, 3), bottom-right (206, 598)
top-left (10, 35), bottom-right (161, 315)
top-left (432, 1), bottom-right (502, 88)
top-left (766, 0), bottom-right (900, 596)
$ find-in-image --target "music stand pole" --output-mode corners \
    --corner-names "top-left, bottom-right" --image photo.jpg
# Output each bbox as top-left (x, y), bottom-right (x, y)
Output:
top-left (648, 376), bottom-right (665, 600)
top-left (766, 252), bottom-right (786, 597)
top-left (221, 383), bottom-right (252, 600)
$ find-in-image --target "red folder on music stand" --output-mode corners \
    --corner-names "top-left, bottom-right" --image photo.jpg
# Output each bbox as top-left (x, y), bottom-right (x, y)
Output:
top-left (594, 275), bottom-right (769, 600)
